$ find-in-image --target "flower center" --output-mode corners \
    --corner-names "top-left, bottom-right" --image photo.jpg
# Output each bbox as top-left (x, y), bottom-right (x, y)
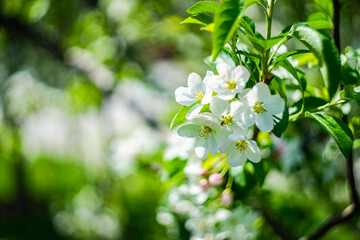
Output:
top-left (235, 140), bottom-right (247, 152)
top-left (194, 90), bottom-right (203, 100)
top-left (220, 114), bottom-right (233, 127)
top-left (253, 102), bottom-right (265, 113)
top-left (225, 81), bottom-right (236, 90)
top-left (199, 126), bottom-right (212, 139)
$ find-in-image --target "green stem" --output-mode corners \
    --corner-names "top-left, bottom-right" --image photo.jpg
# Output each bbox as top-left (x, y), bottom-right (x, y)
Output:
top-left (262, 0), bottom-right (275, 81)
top-left (230, 35), bottom-right (241, 66)
top-left (289, 98), bottom-right (351, 121)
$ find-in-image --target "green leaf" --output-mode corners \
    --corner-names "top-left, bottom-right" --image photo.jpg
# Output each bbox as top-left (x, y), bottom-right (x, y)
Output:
top-left (271, 50), bottom-right (310, 67)
top-left (306, 20), bottom-right (333, 30)
top-left (201, 23), bottom-right (215, 32)
top-left (289, 23), bottom-right (341, 99)
top-left (277, 59), bottom-right (307, 92)
top-left (290, 97), bottom-right (327, 115)
top-left (272, 105), bottom-right (289, 138)
top-left (236, 50), bottom-right (261, 60)
top-left (240, 16), bottom-right (256, 36)
top-left (246, 35), bottom-right (283, 52)
top-left (182, 13), bottom-right (213, 25)
top-left (187, 1), bottom-right (219, 14)
top-left (170, 104), bottom-right (196, 130)
top-left (212, 0), bottom-right (247, 60)
top-left (305, 112), bottom-right (353, 158)
top-left (271, 75), bottom-right (287, 101)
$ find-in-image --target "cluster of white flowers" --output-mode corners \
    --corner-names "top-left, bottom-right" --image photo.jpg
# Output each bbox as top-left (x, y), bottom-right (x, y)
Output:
top-left (175, 63), bottom-right (285, 167)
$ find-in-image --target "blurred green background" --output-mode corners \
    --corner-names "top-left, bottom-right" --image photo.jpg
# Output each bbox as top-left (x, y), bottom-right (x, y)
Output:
top-left (0, 0), bottom-right (359, 239)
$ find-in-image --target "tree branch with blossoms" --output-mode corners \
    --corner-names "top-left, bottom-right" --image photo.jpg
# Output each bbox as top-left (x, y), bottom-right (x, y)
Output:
top-left (168, 0), bottom-right (360, 239)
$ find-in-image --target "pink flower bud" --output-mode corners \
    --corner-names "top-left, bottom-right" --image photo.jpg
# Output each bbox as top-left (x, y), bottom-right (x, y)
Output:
top-left (221, 189), bottom-right (233, 207)
top-left (199, 179), bottom-right (210, 192)
top-left (198, 168), bottom-right (207, 177)
top-left (208, 173), bottom-right (223, 186)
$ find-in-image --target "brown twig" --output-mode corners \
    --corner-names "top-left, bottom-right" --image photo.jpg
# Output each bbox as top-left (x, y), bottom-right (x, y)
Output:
top-left (299, 204), bottom-right (359, 240)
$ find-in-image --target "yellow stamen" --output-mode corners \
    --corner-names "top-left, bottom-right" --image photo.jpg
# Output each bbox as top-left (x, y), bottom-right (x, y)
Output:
top-left (225, 81), bottom-right (236, 90)
top-left (199, 126), bottom-right (212, 139)
top-left (220, 115), bottom-right (233, 126)
top-left (253, 102), bottom-right (265, 113)
top-left (235, 141), bottom-right (247, 152)
top-left (194, 90), bottom-right (203, 100)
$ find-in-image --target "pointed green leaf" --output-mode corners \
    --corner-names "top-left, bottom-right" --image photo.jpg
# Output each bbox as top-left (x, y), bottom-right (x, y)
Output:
top-left (182, 13), bottom-right (213, 26)
top-left (306, 20), bottom-right (333, 30)
top-left (306, 112), bottom-right (353, 158)
top-left (187, 1), bottom-right (219, 14)
top-left (212, 0), bottom-right (247, 60)
top-left (272, 105), bottom-right (289, 138)
top-left (290, 97), bottom-right (327, 115)
top-left (170, 104), bottom-right (196, 130)
top-left (271, 50), bottom-right (310, 67)
top-left (289, 24), bottom-right (341, 99)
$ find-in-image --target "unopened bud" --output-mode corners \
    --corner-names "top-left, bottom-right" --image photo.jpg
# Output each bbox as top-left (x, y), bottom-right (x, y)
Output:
top-left (208, 173), bottom-right (223, 186)
top-left (198, 168), bottom-right (207, 177)
top-left (199, 179), bottom-right (210, 192)
top-left (221, 189), bottom-right (233, 207)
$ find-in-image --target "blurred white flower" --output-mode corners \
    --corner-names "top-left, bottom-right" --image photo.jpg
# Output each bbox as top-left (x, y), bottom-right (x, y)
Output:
top-left (164, 130), bottom-right (195, 160)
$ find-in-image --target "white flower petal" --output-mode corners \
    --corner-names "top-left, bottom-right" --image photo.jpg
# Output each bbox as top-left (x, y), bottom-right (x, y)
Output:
top-left (201, 88), bottom-right (213, 104)
top-left (233, 65), bottom-right (250, 84)
top-left (192, 113), bottom-right (220, 131)
top-left (215, 93), bottom-right (235, 101)
top-left (245, 88), bottom-right (258, 106)
top-left (186, 104), bottom-right (203, 120)
top-left (264, 95), bottom-right (285, 115)
top-left (230, 100), bottom-right (246, 117)
top-left (175, 87), bottom-right (197, 106)
top-left (188, 73), bottom-right (203, 88)
top-left (240, 108), bottom-right (255, 128)
top-left (220, 139), bottom-right (234, 153)
top-left (253, 82), bottom-right (271, 102)
top-left (245, 140), bottom-right (261, 163)
top-left (255, 112), bottom-right (274, 132)
top-left (228, 134), bottom-right (246, 142)
top-left (216, 64), bottom-right (231, 77)
top-left (217, 128), bottom-right (230, 148)
top-left (195, 138), bottom-right (209, 160)
top-left (177, 124), bottom-right (202, 138)
top-left (227, 149), bottom-right (246, 167)
top-left (232, 122), bottom-right (248, 136)
top-left (208, 133), bottom-right (218, 156)
top-left (203, 71), bottom-right (214, 85)
top-left (208, 76), bottom-right (226, 93)
top-left (210, 97), bottom-right (229, 117)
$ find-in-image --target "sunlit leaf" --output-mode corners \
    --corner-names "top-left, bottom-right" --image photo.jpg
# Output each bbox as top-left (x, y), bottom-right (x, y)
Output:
top-left (187, 1), bottom-right (219, 14)
top-left (288, 23), bottom-right (341, 99)
top-left (212, 0), bottom-right (247, 60)
top-left (182, 13), bottom-right (213, 25)
top-left (306, 112), bottom-right (353, 158)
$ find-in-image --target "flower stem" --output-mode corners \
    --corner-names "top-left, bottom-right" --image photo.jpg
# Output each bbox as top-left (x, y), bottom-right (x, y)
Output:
top-left (262, 0), bottom-right (275, 82)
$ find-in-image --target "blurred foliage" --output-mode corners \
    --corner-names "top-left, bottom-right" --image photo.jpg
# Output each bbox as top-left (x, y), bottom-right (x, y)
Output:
top-left (0, 0), bottom-right (359, 239)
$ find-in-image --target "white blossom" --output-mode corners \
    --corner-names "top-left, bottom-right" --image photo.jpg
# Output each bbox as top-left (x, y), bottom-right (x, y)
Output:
top-left (208, 64), bottom-right (250, 100)
top-left (175, 72), bottom-right (213, 119)
top-left (177, 113), bottom-right (220, 160)
top-left (210, 96), bottom-right (248, 139)
top-left (242, 82), bottom-right (285, 132)
top-left (220, 135), bottom-right (261, 167)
